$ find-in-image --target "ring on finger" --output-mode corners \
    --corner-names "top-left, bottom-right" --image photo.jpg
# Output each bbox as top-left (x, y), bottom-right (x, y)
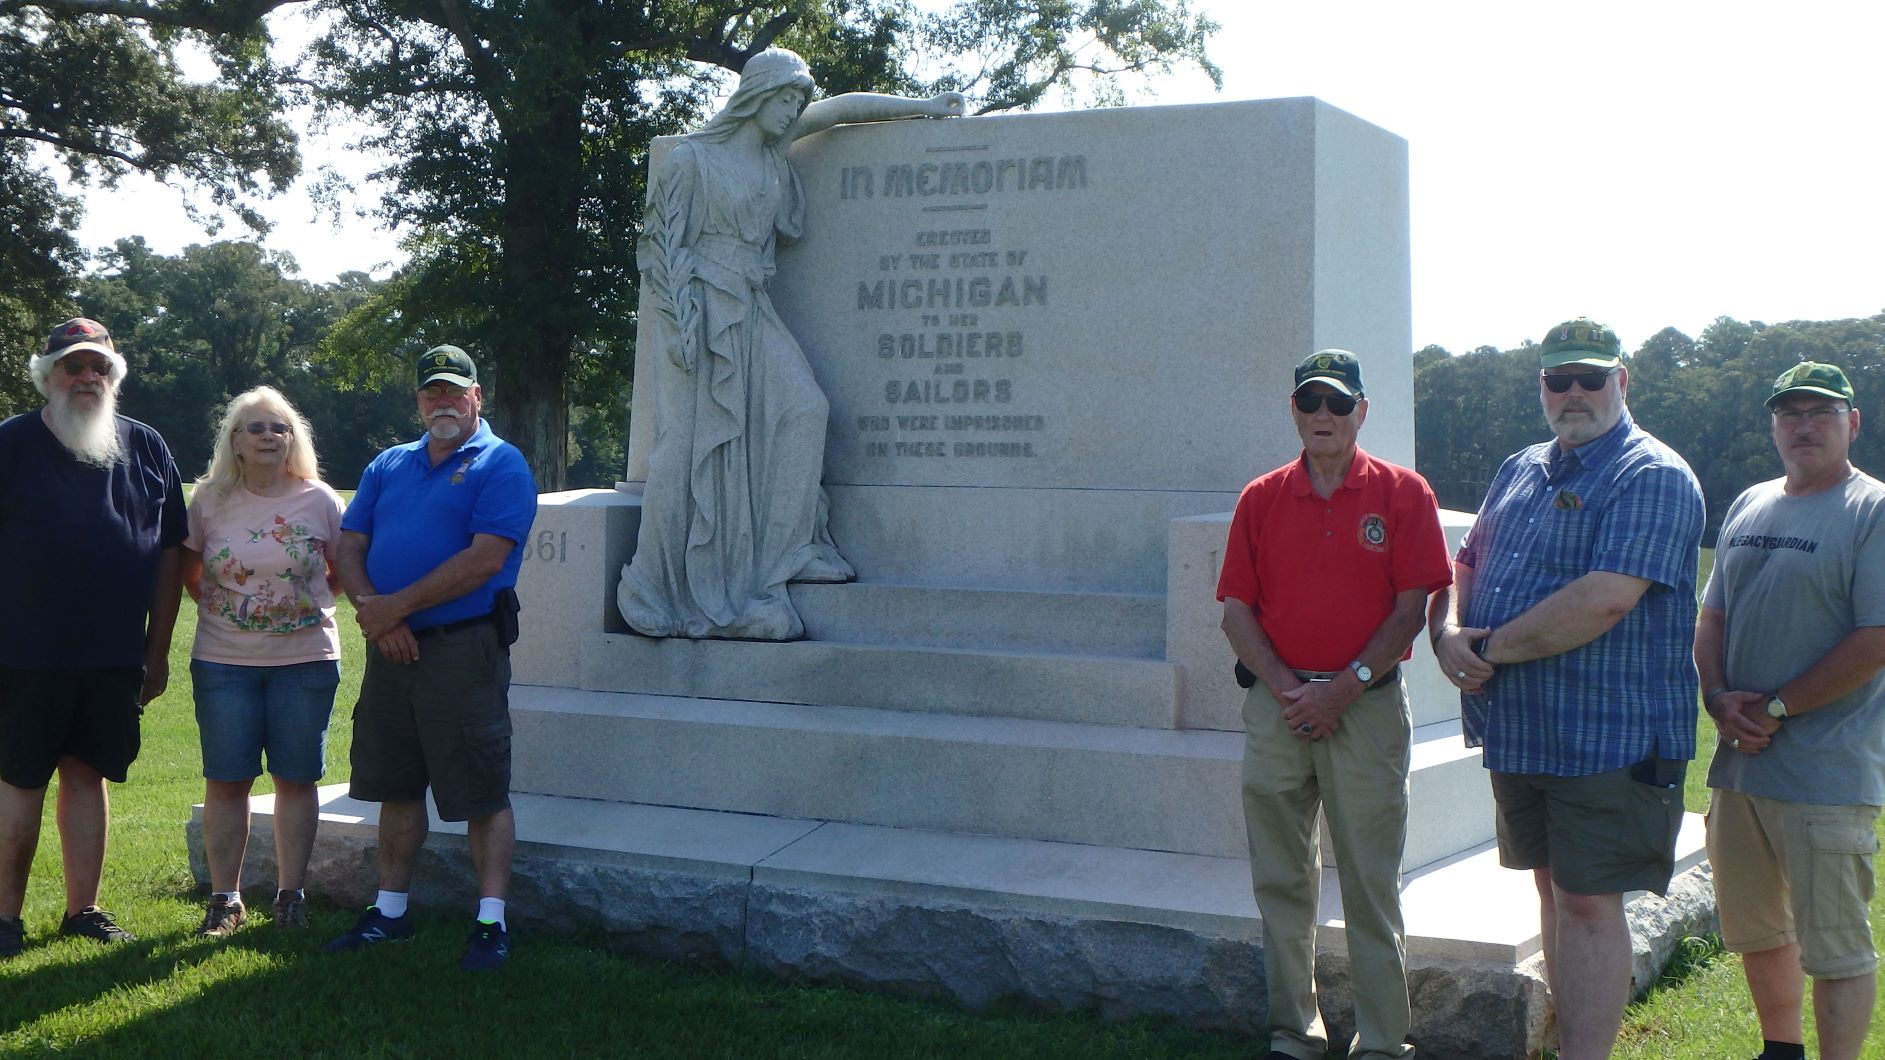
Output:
top-left (1300, 723), bottom-right (1313, 735)
top-left (1455, 670), bottom-right (1467, 680)
top-left (1732, 738), bottom-right (1741, 750)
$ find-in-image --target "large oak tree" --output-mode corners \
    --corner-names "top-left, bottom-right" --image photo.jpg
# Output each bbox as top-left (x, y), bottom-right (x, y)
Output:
top-left (0, 0), bottom-right (300, 416)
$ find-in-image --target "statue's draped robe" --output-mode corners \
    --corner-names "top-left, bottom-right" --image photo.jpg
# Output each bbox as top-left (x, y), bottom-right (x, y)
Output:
top-left (619, 137), bottom-right (852, 640)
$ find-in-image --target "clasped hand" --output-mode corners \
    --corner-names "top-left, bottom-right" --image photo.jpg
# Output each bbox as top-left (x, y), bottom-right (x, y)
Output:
top-left (1712, 690), bottom-right (1781, 755)
top-left (1278, 679), bottom-right (1352, 741)
top-left (1435, 625), bottom-right (1495, 693)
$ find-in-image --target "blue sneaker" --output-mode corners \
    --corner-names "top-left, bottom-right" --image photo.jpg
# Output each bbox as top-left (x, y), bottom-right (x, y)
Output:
top-left (322, 906), bottom-right (414, 952)
top-left (459, 920), bottom-right (509, 971)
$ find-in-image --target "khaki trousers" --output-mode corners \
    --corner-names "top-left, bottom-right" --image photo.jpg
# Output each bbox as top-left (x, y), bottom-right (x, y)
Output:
top-left (1242, 674), bottom-right (1415, 1060)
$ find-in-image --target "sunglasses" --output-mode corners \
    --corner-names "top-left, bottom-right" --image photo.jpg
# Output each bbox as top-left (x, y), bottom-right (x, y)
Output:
top-left (240, 421), bottom-right (293, 436)
top-left (58, 357), bottom-right (113, 377)
top-left (1542, 368), bottom-right (1618, 393)
top-left (1293, 392), bottom-right (1358, 416)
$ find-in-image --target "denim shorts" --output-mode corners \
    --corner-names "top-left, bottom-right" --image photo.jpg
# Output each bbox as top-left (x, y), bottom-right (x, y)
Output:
top-left (190, 659), bottom-right (340, 784)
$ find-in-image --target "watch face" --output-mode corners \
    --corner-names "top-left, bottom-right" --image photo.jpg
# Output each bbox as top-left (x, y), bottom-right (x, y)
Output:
top-left (1352, 662), bottom-right (1372, 683)
top-left (1767, 698), bottom-right (1787, 719)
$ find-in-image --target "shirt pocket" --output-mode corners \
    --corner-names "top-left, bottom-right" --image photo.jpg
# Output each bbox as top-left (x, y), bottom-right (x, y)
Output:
top-left (1538, 507), bottom-right (1599, 579)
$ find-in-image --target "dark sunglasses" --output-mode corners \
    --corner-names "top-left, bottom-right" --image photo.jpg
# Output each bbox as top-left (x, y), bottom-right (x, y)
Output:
top-left (240, 421), bottom-right (293, 436)
top-left (1293, 392), bottom-right (1358, 416)
top-left (1541, 367), bottom-right (1618, 393)
top-left (58, 357), bottom-right (112, 377)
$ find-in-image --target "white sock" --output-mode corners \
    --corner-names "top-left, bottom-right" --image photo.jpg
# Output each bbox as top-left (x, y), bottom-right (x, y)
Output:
top-left (476, 897), bottom-right (506, 929)
top-left (214, 891), bottom-right (242, 906)
top-left (374, 890), bottom-right (409, 918)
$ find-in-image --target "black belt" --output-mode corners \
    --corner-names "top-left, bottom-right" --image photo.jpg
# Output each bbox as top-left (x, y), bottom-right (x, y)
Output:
top-left (1290, 664), bottom-right (1401, 690)
top-left (412, 612), bottom-right (493, 639)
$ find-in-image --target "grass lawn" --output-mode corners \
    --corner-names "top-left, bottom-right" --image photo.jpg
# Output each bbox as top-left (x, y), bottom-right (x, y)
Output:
top-left (3, 542), bottom-right (1880, 1057)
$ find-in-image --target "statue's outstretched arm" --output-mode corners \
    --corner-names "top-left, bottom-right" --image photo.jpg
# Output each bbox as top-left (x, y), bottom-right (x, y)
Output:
top-left (789, 91), bottom-right (967, 143)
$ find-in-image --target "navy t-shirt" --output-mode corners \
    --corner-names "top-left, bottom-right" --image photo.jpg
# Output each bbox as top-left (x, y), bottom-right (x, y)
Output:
top-left (0, 411), bottom-right (187, 669)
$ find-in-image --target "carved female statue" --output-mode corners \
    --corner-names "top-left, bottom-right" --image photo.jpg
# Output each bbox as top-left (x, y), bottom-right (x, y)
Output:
top-left (618, 49), bottom-right (964, 639)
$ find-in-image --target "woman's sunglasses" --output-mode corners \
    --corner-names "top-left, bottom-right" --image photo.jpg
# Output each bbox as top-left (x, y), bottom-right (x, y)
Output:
top-left (240, 421), bottom-right (293, 436)
top-left (1541, 367), bottom-right (1618, 393)
top-left (1293, 392), bottom-right (1358, 416)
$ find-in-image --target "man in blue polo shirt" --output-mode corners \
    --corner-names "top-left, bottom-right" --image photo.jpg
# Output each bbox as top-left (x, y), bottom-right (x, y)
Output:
top-left (1428, 317), bottom-right (1704, 1060)
top-left (324, 344), bottom-right (537, 971)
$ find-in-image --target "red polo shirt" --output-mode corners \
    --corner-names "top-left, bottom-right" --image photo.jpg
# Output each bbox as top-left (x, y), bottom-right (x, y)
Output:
top-left (1216, 447), bottom-right (1452, 672)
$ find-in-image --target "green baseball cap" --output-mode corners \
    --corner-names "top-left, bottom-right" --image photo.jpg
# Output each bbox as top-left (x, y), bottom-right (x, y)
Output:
top-left (1293, 349), bottom-right (1363, 397)
top-left (417, 344), bottom-right (477, 388)
top-left (1539, 317), bottom-right (1622, 369)
top-left (1766, 361), bottom-right (1855, 408)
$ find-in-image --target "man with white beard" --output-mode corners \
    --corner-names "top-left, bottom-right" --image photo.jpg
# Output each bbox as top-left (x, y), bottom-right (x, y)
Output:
top-left (0, 317), bottom-right (186, 958)
top-left (326, 344), bottom-right (536, 971)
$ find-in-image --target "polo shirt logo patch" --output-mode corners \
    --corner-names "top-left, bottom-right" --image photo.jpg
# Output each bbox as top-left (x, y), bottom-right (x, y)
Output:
top-left (1358, 513), bottom-right (1388, 552)
top-left (451, 457), bottom-right (472, 485)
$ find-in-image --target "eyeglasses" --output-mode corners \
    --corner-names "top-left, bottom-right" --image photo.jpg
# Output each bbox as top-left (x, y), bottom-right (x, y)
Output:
top-left (1293, 392), bottom-right (1358, 416)
top-left (58, 357), bottom-right (112, 377)
top-left (240, 421), bottom-right (293, 436)
top-left (420, 384), bottom-right (469, 400)
top-left (1773, 405), bottom-right (1850, 425)
top-left (1541, 367), bottom-right (1619, 393)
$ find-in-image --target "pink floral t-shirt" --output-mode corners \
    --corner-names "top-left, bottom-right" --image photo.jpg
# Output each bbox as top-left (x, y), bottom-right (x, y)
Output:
top-left (186, 480), bottom-right (345, 665)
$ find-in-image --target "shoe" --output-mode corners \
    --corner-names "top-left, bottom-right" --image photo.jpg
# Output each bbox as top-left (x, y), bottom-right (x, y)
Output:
top-left (60, 906), bottom-right (136, 943)
top-left (0, 916), bottom-right (23, 958)
top-left (195, 895), bottom-right (248, 937)
top-left (272, 891), bottom-right (308, 929)
top-left (458, 920), bottom-right (509, 971)
top-left (321, 906), bottom-right (414, 952)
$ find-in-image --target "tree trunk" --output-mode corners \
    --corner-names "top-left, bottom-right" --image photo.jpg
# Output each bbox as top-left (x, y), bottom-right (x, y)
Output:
top-left (488, 54), bottom-right (587, 493)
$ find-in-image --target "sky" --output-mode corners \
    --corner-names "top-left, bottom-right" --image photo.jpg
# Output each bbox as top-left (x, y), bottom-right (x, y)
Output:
top-left (70, 1), bottom-right (1885, 355)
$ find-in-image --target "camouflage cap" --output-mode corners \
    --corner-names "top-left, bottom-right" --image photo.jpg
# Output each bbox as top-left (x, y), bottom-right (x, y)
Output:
top-left (1539, 317), bottom-right (1622, 369)
top-left (1766, 361), bottom-right (1855, 408)
top-left (1293, 349), bottom-right (1363, 397)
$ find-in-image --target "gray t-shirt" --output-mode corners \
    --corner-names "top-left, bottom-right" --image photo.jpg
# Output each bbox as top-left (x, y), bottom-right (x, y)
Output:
top-left (1705, 469), bottom-right (1885, 805)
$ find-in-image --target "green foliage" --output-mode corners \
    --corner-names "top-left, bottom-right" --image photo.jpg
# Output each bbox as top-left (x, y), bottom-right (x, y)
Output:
top-left (78, 239), bottom-right (416, 487)
top-left (1416, 312), bottom-right (1885, 542)
top-left (293, 0), bottom-right (1220, 488)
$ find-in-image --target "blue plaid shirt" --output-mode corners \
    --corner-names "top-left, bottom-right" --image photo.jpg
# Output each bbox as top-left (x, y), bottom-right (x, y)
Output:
top-left (1457, 412), bottom-right (1704, 776)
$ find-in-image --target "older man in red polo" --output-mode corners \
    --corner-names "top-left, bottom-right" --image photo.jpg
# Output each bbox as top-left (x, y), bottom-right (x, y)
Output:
top-left (1218, 349), bottom-right (1451, 1060)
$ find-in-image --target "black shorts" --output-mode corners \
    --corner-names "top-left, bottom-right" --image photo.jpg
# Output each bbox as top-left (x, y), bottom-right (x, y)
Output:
top-left (348, 621), bottom-right (512, 822)
top-left (0, 665), bottom-right (144, 788)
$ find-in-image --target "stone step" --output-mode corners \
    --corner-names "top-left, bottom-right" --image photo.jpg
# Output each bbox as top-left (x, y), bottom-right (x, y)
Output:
top-left (192, 789), bottom-right (1712, 1060)
top-left (508, 685), bottom-right (1494, 869)
top-left (789, 581), bottom-right (1167, 658)
top-left (577, 630), bottom-right (1181, 729)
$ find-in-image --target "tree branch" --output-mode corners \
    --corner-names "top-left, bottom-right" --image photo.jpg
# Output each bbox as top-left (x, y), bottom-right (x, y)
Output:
top-left (0, 125), bottom-right (142, 166)
top-left (435, 0), bottom-right (511, 123)
top-left (14, 0), bottom-right (311, 31)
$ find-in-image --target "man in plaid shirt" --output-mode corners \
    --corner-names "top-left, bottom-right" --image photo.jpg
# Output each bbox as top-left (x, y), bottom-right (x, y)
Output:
top-left (1428, 317), bottom-right (1704, 1060)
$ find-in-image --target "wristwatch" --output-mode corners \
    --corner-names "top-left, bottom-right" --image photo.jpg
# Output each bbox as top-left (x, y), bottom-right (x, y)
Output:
top-left (1766, 696), bottom-right (1790, 721)
top-left (1350, 660), bottom-right (1373, 684)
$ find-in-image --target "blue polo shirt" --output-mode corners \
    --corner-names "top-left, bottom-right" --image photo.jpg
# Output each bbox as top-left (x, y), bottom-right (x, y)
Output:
top-left (1457, 412), bottom-right (1704, 776)
top-left (342, 420), bottom-right (537, 632)
top-left (0, 411), bottom-right (187, 669)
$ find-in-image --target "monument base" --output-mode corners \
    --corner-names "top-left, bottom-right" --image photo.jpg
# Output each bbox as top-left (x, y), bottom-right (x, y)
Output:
top-left (188, 790), bottom-right (1713, 1060)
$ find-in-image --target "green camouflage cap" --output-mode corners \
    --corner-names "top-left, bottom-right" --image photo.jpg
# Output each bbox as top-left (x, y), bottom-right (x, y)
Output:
top-left (417, 344), bottom-right (477, 388)
top-left (1293, 349), bottom-right (1363, 397)
top-left (1539, 317), bottom-right (1622, 369)
top-left (1766, 361), bottom-right (1855, 408)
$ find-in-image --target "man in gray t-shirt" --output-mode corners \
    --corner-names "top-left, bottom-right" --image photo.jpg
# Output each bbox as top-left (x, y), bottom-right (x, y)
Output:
top-left (1696, 360), bottom-right (1885, 1060)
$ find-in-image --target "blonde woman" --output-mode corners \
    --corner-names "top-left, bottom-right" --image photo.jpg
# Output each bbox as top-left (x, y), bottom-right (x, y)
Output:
top-left (181, 387), bottom-right (344, 935)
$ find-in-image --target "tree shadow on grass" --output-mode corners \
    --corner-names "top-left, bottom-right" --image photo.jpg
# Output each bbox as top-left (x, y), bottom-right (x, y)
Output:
top-left (5, 904), bottom-right (1258, 1059)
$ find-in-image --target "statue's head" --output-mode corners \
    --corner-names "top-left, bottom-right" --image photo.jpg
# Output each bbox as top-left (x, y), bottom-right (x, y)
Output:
top-left (701, 48), bottom-right (816, 140)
